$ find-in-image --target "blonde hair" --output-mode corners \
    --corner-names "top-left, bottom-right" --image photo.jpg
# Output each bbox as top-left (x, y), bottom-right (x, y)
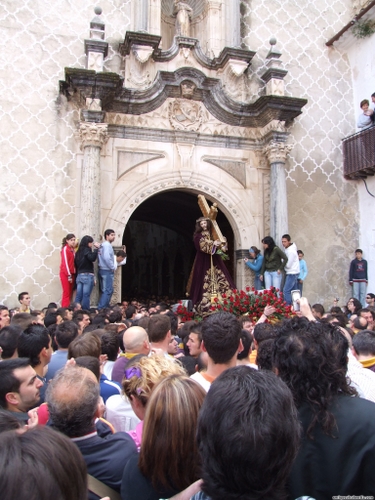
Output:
top-left (122, 354), bottom-right (185, 407)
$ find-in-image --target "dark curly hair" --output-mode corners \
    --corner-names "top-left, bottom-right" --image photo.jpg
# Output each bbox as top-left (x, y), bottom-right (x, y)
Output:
top-left (272, 317), bottom-right (356, 438)
top-left (346, 297), bottom-right (362, 316)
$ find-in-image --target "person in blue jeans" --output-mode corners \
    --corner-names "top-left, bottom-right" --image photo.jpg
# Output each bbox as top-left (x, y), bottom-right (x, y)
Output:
top-left (74, 235), bottom-right (100, 310)
top-left (244, 246), bottom-right (264, 290)
top-left (281, 234), bottom-right (300, 305)
top-left (97, 229), bottom-right (116, 310)
top-left (349, 248), bottom-right (368, 307)
top-left (259, 236), bottom-right (288, 291)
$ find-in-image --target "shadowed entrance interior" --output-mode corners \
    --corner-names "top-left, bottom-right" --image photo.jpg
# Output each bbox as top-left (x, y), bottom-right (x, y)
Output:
top-left (121, 190), bottom-right (234, 301)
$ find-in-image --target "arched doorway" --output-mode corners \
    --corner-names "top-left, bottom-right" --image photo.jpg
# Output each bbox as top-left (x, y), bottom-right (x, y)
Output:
top-left (120, 190), bottom-right (234, 301)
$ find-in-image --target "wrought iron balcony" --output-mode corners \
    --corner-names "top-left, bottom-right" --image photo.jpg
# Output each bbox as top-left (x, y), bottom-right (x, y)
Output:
top-left (343, 125), bottom-right (375, 179)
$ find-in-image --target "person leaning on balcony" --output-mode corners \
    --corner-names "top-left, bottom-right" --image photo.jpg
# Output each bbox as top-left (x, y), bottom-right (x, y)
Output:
top-left (371, 92), bottom-right (375, 120)
top-left (357, 99), bottom-right (374, 130)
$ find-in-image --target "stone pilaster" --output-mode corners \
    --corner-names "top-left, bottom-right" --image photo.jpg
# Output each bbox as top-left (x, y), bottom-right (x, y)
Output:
top-left (225, 0), bottom-right (240, 48)
top-left (263, 141), bottom-right (293, 245)
top-left (235, 249), bottom-right (255, 292)
top-left (206, 1), bottom-right (223, 57)
top-left (148, 0), bottom-right (161, 37)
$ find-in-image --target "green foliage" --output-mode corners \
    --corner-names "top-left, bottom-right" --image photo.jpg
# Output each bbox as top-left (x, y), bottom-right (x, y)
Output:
top-left (352, 20), bottom-right (375, 39)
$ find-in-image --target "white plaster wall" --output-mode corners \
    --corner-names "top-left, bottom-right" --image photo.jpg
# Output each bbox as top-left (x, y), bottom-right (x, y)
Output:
top-left (335, 20), bottom-right (375, 293)
top-left (357, 177), bottom-right (375, 292)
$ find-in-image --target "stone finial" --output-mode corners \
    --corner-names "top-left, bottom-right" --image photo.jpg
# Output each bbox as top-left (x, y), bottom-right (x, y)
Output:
top-left (263, 141), bottom-right (293, 164)
top-left (84, 6), bottom-right (108, 71)
top-left (90, 7), bottom-right (105, 40)
top-left (77, 122), bottom-right (109, 150)
top-left (261, 37), bottom-right (287, 96)
top-left (267, 37), bottom-right (281, 59)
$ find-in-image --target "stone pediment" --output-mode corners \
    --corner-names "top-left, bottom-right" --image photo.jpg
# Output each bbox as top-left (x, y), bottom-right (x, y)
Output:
top-left (60, 32), bottom-right (307, 128)
top-left (62, 65), bottom-right (306, 128)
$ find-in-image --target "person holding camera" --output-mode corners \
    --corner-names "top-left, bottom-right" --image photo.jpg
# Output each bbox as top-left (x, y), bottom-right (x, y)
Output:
top-left (244, 246), bottom-right (263, 290)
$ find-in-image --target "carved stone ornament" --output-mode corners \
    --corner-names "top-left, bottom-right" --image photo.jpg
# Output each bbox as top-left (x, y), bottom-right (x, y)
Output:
top-left (263, 141), bottom-right (293, 164)
top-left (169, 99), bottom-right (203, 131)
top-left (132, 45), bottom-right (154, 64)
top-left (77, 122), bottom-right (109, 150)
top-left (180, 81), bottom-right (196, 98)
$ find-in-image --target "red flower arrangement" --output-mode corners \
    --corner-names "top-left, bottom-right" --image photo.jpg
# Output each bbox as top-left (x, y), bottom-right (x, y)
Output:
top-left (176, 302), bottom-right (195, 322)
top-left (208, 287), bottom-right (294, 322)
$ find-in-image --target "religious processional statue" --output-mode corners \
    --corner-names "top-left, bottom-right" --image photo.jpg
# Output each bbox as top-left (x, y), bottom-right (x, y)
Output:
top-left (186, 195), bottom-right (235, 315)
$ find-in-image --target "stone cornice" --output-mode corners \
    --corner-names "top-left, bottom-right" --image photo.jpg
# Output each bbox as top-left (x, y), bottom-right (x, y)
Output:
top-left (77, 122), bottom-right (109, 149)
top-left (61, 67), bottom-right (307, 127)
top-left (261, 68), bottom-right (288, 83)
top-left (119, 32), bottom-right (256, 69)
top-left (60, 69), bottom-right (124, 109)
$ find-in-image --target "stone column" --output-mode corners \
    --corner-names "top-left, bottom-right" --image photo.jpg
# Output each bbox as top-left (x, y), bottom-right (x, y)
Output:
top-left (77, 122), bottom-right (108, 306)
top-left (263, 141), bottom-right (292, 245)
top-left (77, 122), bottom-right (108, 241)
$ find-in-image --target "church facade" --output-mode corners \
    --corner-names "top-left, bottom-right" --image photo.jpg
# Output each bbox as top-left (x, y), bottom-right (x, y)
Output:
top-left (1, 0), bottom-right (371, 308)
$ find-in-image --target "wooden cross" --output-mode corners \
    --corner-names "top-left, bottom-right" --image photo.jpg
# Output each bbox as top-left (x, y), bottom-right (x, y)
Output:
top-left (197, 194), bottom-right (227, 250)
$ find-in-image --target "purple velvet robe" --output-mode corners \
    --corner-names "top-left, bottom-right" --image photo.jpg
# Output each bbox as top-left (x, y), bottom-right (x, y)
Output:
top-left (188, 231), bottom-right (235, 313)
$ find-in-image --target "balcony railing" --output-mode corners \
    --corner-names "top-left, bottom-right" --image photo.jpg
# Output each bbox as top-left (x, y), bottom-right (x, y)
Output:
top-left (342, 125), bottom-right (375, 179)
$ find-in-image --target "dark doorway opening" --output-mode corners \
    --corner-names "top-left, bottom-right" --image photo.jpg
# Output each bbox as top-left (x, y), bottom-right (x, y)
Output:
top-left (121, 190), bottom-right (234, 301)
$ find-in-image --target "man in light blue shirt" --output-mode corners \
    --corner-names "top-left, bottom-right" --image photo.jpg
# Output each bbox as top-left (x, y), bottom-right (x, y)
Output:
top-left (97, 229), bottom-right (116, 310)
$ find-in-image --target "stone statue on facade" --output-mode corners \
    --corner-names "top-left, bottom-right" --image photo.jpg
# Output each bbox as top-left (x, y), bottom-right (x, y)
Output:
top-left (174, 1), bottom-right (193, 37)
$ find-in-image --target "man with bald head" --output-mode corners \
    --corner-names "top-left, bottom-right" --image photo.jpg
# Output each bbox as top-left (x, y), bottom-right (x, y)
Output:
top-left (46, 365), bottom-right (136, 499)
top-left (111, 326), bottom-right (150, 383)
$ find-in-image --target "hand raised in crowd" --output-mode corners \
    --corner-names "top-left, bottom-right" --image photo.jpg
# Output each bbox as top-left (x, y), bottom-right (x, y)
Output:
top-left (297, 296), bottom-right (315, 321)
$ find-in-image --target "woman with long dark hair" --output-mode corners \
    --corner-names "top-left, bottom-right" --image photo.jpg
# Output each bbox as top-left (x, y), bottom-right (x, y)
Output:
top-left (259, 236), bottom-right (287, 291)
top-left (186, 217), bottom-right (235, 315)
top-left (59, 233), bottom-right (76, 307)
top-left (74, 235), bottom-right (100, 310)
top-left (121, 375), bottom-right (206, 500)
top-left (345, 297), bottom-right (362, 318)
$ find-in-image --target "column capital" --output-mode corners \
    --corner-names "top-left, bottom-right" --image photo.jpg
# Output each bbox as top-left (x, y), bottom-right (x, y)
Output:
top-left (263, 141), bottom-right (293, 165)
top-left (77, 122), bottom-right (109, 150)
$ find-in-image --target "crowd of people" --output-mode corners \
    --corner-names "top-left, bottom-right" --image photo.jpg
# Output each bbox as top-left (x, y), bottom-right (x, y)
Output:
top-left (0, 217), bottom-right (374, 499)
top-left (243, 234), bottom-right (306, 305)
top-left (1, 283), bottom-right (375, 499)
